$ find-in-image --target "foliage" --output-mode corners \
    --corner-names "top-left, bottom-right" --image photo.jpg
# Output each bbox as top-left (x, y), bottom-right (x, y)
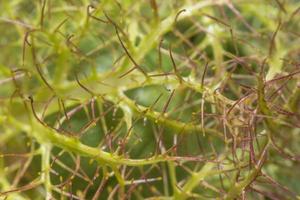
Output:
top-left (0, 0), bottom-right (300, 199)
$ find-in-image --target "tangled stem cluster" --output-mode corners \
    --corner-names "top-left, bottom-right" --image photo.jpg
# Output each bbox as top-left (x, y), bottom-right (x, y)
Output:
top-left (0, 0), bottom-right (300, 199)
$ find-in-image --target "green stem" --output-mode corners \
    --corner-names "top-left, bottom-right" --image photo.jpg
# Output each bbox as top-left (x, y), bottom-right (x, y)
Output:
top-left (40, 144), bottom-right (52, 200)
top-left (223, 139), bottom-right (269, 200)
top-left (8, 116), bottom-right (169, 166)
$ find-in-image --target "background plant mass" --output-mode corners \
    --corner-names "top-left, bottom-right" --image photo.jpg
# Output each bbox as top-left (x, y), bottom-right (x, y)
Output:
top-left (0, 0), bottom-right (300, 199)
